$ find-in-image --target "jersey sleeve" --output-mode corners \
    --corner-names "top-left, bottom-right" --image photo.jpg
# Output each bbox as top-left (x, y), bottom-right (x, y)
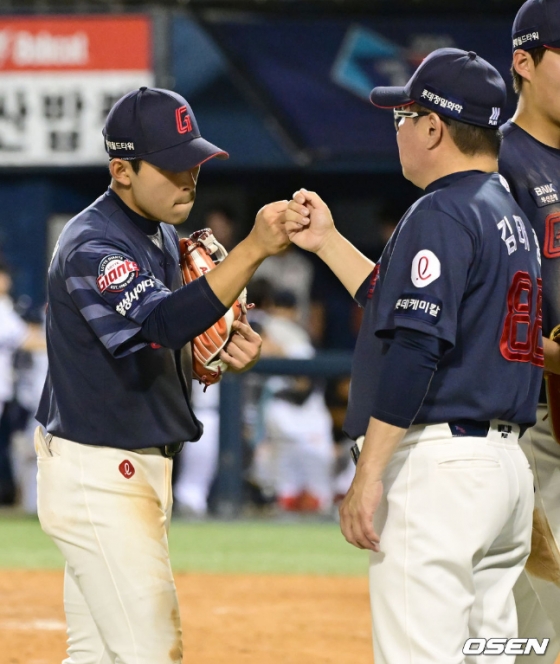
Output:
top-left (374, 208), bottom-right (475, 346)
top-left (64, 239), bottom-right (171, 358)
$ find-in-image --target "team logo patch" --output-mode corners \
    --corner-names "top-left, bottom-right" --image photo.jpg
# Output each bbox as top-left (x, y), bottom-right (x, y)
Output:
top-left (498, 174), bottom-right (510, 193)
top-left (367, 264), bottom-right (381, 299)
top-left (529, 182), bottom-right (559, 208)
top-left (97, 255), bottom-right (140, 293)
top-left (411, 250), bottom-right (440, 288)
top-left (544, 213), bottom-right (560, 258)
top-left (394, 293), bottom-right (442, 324)
top-left (175, 105), bottom-right (192, 134)
top-left (118, 459), bottom-right (135, 479)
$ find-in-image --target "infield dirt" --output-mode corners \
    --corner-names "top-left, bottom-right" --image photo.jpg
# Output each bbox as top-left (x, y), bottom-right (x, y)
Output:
top-left (0, 570), bottom-right (371, 663)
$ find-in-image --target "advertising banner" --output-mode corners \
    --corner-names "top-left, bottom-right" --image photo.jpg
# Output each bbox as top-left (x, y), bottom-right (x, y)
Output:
top-left (0, 16), bottom-right (153, 166)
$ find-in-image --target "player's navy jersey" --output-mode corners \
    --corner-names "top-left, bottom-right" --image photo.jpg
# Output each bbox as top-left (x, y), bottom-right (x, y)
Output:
top-left (500, 120), bottom-right (560, 340)
top-left (37, 189), bottom-right (224, 449)
top-left (345, 171), bottom-right (543, 439)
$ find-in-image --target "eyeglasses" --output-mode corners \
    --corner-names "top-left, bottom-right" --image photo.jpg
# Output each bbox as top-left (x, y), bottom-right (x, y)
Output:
top-left (393, 109), bottom-right (431, 131)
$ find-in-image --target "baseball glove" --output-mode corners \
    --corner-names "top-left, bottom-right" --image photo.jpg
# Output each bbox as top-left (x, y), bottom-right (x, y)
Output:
top-left (545, 323), bottom-right (560, 444)
top-left (179, 229), bottom-right (247, 387)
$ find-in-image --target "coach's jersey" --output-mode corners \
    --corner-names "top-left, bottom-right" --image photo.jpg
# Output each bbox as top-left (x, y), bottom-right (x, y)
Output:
top-left (345, 171), bottom-right (543, 439)
top-left (500, 120), bottom-right (560, 340)
top-left (37, 189), bottom-right (208, 449)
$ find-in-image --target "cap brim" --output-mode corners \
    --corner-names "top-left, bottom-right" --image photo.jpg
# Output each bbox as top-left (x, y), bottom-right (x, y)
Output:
top-left (369, 86), bottom-right (413, 109)
top-left (544, 39), bottom-right (560, 50)
top-left (140, 137), bottom-right (229, 172)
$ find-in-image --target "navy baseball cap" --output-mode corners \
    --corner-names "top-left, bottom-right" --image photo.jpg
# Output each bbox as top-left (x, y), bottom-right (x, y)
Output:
top-left (102, 87), bottom-right (228, 172)
top-left (370, 48), bottom-right (507, 128)
top-left (512, 0), bottom-right (560, 51)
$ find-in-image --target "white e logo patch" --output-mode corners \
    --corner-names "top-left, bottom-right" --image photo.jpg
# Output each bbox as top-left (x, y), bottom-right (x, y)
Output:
top-left (411, 250), bottom-right (441, 288)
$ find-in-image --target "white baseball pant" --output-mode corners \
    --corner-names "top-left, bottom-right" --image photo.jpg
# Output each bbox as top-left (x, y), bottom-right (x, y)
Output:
top-left (513, 405), bottom-right (560, 664)
top-left (35, 427), bottom-right (182, 664)
top-left (368, 421), bottom-right (534, 664)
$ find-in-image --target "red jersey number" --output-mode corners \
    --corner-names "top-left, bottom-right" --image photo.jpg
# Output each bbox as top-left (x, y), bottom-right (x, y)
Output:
top-left (500, 271), bottom-right (544, 367)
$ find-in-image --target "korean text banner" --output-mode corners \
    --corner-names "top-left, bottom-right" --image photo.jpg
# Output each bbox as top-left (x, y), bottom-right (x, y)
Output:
top-left (0, 16), bottom-right (153, 167)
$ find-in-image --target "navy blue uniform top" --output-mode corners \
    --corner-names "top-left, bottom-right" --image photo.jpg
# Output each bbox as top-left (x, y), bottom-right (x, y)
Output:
top-left (37, 189), bottom-right (228, 449)
top-left (500, 120), bottom-right (560, 340)
top-left (344, 170), bottom-right (543, 439)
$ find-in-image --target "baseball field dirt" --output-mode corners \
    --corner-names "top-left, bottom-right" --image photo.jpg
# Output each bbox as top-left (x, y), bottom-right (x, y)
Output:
top-left (0, 570), bottom-right (372, 664)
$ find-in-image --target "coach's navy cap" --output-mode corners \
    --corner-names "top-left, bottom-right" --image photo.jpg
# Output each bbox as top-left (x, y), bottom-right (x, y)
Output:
top-left (512, 0), bottom-right (560, 51)
top-left (102, 87), bottom-right (228, 171)
top-left (369, 48), bottom-right (506, 129)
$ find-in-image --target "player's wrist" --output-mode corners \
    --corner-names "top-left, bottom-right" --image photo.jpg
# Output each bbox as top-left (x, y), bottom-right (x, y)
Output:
top-left (240, 233), bottom-right (269, 264)
top-left (316, 227), bottom-right (341, 259)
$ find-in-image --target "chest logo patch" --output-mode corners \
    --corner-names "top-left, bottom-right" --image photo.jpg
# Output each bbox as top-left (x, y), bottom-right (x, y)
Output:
top-left (530, 182), bottom-right (559, 208)
top-left (411, 250), bottom-right (440, 288)
top-left (118, 460), bottom-right (135, 479)
top-left (544, 213), bottom-right (560, 258)
top-left (97, 255), bottom-right (140, 293)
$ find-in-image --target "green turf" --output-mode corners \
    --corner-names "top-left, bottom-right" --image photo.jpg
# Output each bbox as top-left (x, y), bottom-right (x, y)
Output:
top-left (0, 515), bottom-right (368, 576)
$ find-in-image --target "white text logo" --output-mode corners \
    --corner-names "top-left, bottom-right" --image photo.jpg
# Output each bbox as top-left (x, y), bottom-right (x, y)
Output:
top-left (115, 278), bottom-right (155, 316)
top-left (463, 638), bottom-right (549, 656)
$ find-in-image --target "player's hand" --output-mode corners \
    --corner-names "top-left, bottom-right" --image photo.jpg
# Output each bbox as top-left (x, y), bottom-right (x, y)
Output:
top-left (219, 314), bottom-right (262, 373)
top-left (339, 475), bottom-right (383, 552)
top-left (250, 201), bottom-right (291, 256)
top-left (283, 189), bottom-right (336, 254)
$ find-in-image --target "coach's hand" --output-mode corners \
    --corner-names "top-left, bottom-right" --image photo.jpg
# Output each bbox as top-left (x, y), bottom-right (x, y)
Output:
top-left (219, 315), bottom-right (262, 373)
top-left (339, 474), bottom-right (382, 552)
top-left (251, 201), bottom-right (291, 256)
top-left (283, 189), bottom-right (336, 254)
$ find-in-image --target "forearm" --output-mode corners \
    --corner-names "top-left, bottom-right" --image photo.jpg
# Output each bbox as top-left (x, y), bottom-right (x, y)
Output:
top-left (544, 337), bottom-right (560, 374)
top-left (205, 235), bottom-right (267, 308)
top-left (317, 230), bottom-right (374, 297)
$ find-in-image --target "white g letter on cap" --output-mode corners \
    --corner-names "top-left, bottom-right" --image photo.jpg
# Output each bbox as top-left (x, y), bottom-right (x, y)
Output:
top-left (411, 250), bottom-right (441, 288)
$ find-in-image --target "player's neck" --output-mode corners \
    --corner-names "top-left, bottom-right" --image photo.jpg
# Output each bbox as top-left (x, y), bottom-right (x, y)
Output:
top-left (513, 97), bottom-right (560, 149)
top-left (417, 154), bottom-right (498, 190)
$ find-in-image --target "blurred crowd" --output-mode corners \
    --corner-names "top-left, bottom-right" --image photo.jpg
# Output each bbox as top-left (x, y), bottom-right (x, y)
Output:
top-left (0, 204), bottom-right (398, 518)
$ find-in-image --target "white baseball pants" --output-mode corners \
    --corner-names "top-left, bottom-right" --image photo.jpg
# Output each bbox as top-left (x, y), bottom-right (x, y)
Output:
top-left (513, 406), bottom-right (560, 664)
top-left (368, 422), bottom-right (534, 664)
top-left (35, 428), bottom-right (182, 664)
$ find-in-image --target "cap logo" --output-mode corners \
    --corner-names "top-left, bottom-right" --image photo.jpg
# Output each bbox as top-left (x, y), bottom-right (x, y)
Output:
top-left (175, 105), bottom-right (192, 134)
top-left (489, 107), bottom-right (501, 126)
top-left (420, 87), bottom-right (463, 115)
top-left (513, 29), bottom-right (540, 49)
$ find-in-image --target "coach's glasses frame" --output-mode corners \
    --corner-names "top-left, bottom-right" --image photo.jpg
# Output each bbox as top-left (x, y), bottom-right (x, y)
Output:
top-left (393, 109), bottom-right (431, 131)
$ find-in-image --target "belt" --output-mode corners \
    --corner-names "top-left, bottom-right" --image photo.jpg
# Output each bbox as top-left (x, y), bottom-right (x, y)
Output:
top-left (134, 442), bottom-right (184, 458)
top-left (161, 442), bottom-right (184, 458)
top-left (350, 419), bottom-right (520, 466)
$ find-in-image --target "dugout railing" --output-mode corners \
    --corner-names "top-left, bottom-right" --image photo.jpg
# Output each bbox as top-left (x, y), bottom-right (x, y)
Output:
top-left (213, 352), bottom-right (353, 517)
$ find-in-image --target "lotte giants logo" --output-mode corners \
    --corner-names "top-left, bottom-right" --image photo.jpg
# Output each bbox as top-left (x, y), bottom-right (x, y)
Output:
top-left (118, 459), bottom-right (135, 479)
top-left (97, 255), bottom-right (139, 293)
top-left (411, 249), bottom-right (441, 288)
top-left (175, 105), bottom-right (192, 134)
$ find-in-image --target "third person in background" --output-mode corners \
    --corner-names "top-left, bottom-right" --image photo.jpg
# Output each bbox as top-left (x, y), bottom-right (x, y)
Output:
top-left (500, 0), bottom-right (560, 661)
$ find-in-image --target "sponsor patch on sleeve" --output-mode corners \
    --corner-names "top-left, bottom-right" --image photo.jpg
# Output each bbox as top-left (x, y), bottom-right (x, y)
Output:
top-left (97, 255), bottom-right (140, 293)
top-left (115, 278), bottom-right (157, 316)
top-left (411, 249), bottom-right (441, 288)
top-left (394, 293), bottom-right (442, 325)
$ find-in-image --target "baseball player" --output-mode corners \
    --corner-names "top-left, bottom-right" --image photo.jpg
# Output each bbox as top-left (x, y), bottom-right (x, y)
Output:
top-left (35, 87), bottom-right (290, 664)
top-left (499, 1), bottom-right (560, 661)
top-left (283, 49), bottom-right (542, 663)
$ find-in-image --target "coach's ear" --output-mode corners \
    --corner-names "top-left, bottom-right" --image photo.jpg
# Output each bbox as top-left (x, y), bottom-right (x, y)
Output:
top-left (512, 49), bottom-right (532, 85)
top-left (109, 159), bottom-right (134, 187)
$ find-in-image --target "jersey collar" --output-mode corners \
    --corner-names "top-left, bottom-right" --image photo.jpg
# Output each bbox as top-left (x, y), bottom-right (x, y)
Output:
top-left (424, 170), bottom-right (488, 194)
top-left (107, 187), bottom-right (161, 235)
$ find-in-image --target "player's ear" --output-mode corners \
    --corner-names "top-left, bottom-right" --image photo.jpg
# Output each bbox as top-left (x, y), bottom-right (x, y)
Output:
top-left (512, 50), bottom-right (532, 85)
top-left (426, 113), bottom-right (444, 150)
top-left (109, 158), bottom-right (133, 187)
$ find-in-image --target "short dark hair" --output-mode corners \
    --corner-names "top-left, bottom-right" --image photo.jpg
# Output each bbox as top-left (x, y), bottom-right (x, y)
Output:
top-left (511, 47), bottom-right (547, 94)
top-left (410, 102), bottom-right (501, 158)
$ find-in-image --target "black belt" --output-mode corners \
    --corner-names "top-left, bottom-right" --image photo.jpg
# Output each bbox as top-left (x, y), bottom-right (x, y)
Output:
top-left (160, 442), bottom-right (184, 458)
top-left (350, 419), bottom-right (520, 466)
